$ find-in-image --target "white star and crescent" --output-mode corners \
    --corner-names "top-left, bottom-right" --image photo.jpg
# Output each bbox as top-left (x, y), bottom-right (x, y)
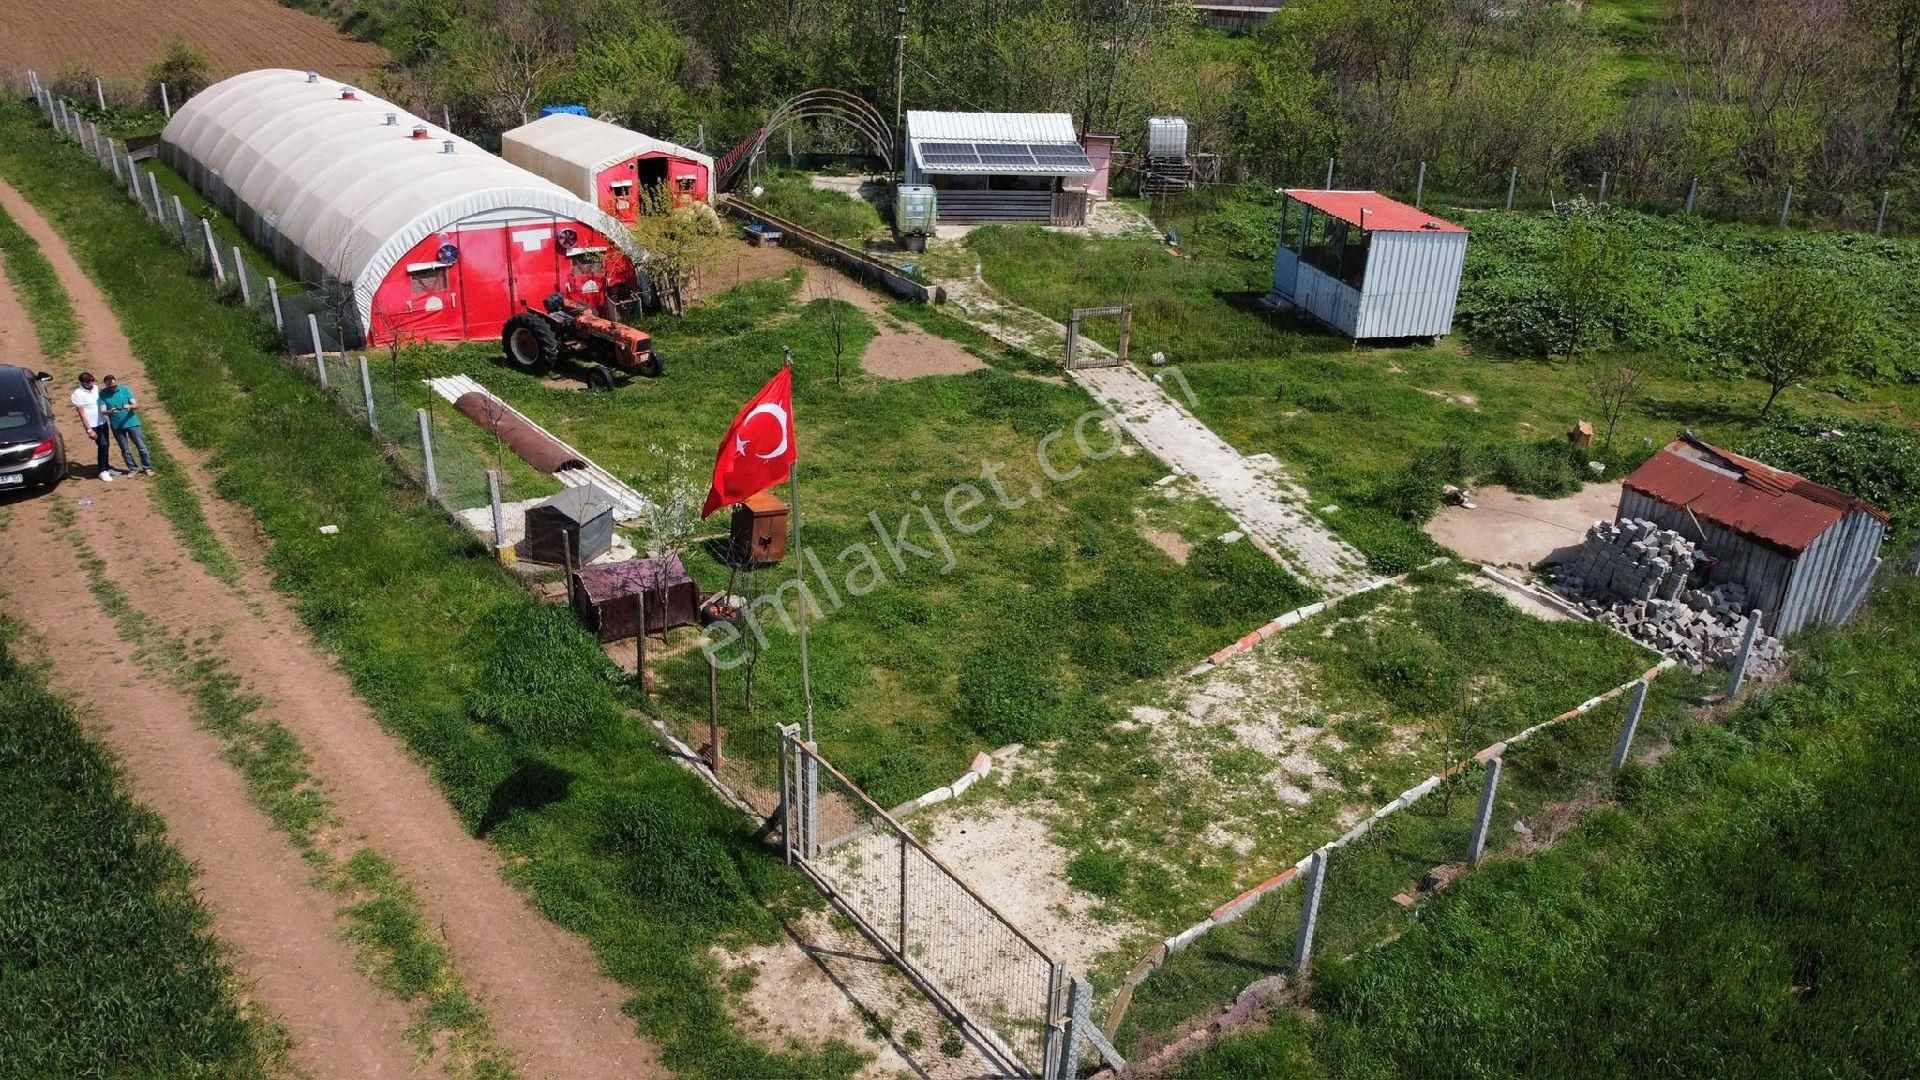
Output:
top-left (735, 402), bottom-right (790, 460)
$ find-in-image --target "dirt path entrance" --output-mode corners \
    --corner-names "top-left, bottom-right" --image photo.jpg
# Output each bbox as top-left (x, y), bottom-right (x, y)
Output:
top-left (0, 179), bottom-right (663, 1079)
top-left (798, 263), bottom-right (985, 379)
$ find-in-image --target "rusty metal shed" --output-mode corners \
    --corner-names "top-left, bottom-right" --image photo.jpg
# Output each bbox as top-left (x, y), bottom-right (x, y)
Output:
top-left (570, 554), bottom-right (699, 642)
top-left (1619, 435), bottom-right (1888, 635)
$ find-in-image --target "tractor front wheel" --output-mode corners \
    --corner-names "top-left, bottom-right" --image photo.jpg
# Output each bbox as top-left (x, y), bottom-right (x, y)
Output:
top-left (587, 363), bottom-right (616, 391)
top-left (637, 348), bottom-right (663, 378)
top-left (502, 313), bottom-right (559, 376)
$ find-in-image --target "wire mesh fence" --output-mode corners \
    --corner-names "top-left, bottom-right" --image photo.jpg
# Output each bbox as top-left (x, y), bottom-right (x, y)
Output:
top-left (780, 727), bottom-right (1069, 1078)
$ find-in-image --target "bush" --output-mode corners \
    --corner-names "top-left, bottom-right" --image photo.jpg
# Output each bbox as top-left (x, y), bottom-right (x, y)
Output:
top-left (463, 601), bottom-right (624, 748)
top-left (597, 786), bottom-right (750, 925)
top-left (146, 40), bottom-right (212, 111)
top-left (1739, 412), bottom-right (1920, 543)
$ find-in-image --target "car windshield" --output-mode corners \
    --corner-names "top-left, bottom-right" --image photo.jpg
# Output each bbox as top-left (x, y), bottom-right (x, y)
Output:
top-left (0, 375), bottom-right (35, 433)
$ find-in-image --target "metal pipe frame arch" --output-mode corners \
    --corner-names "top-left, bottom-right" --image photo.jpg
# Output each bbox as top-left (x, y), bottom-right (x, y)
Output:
top-left (746, 89), bottom-right (895, 179)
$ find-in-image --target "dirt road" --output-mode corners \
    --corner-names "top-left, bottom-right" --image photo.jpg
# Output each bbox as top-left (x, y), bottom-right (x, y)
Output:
top-left (0, 179), bottom-right (661, 1078)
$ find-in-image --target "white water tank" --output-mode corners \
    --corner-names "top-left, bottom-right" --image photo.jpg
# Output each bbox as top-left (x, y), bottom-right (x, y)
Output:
top-left (894, 184), bottom-right (937, 234)
top-left (1147, 117), bottom-right (1188, 160)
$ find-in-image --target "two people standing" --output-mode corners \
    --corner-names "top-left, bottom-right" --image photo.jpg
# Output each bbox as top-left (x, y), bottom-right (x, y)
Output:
top-left (69, 372), bottom-right (152, 480)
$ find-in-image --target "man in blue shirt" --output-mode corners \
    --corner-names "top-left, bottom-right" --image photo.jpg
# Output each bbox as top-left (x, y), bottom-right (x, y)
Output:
top-left (97, 374), bottom-right (152, 475)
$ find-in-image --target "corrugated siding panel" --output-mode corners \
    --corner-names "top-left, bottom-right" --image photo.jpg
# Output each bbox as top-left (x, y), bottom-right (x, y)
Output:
top-left (906, 111), bottom-right (1078, 143)
top-left (1620, 489), bottom-right (1797, 631)
top-left (1271, 246), bottom-right (1300, 299)
top-left (1354, 231), bottom-right (1466, 338)
top-left (1293, 261), bottom-right (1360, 336)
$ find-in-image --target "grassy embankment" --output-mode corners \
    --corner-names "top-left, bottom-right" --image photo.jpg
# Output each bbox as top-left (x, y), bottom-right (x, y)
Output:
top-left (1173, 568), bottom-right (1920, 1077)
top-left (0, 98), bottom-right (865, 1078)
top-left (0, 622), bottom-right (287, 1078)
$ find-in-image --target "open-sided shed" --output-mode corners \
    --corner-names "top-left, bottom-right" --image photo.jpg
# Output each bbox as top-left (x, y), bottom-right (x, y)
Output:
top-left (1619, 435), bottom-right (1888, 636)
top-left (501, 113), bottom-right (714, 222)
top-left (161, 69), bottom-right (634, 346)
top-left (904, 111), bottom-right (1095, 224)
top-left (1269, 189), bottom-right (1466, 340)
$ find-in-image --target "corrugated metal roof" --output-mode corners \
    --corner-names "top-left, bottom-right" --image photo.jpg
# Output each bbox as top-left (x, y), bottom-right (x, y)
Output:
top-left (1622, 437), bottom-right (1889, 555)
top-left (1284, 189), bottom-right (1466, 234)
top-left (907, 110), bottom-right (1078, 144)
top-left (501, 113), bottom-right (712, 197)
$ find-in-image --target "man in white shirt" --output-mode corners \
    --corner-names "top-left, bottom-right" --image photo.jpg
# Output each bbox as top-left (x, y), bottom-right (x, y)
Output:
top-left (70, 371), bottom-right (113, 480)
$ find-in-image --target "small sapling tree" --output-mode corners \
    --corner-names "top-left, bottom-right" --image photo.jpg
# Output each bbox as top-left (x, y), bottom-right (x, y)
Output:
top-left (1716, 267), bottom-right (1861, 417)
top-left (1553, 206), bottom-right (1633, 363)
top-left (1584, 356), bottom-right (1647, 450)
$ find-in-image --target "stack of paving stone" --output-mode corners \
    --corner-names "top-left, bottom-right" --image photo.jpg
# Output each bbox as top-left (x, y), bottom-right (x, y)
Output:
top-left (1552, 519), bottom-right (1785, 675)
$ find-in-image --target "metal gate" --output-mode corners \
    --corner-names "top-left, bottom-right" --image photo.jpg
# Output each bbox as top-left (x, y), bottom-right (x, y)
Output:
top-left (778, 726), bottom-right (1121, 1078)
top-left (1065, 305), bottom-right (1132, 369)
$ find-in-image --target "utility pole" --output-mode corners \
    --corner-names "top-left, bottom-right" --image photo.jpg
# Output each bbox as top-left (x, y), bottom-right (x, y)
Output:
top-left (892, 1), bottom-right (908, 171)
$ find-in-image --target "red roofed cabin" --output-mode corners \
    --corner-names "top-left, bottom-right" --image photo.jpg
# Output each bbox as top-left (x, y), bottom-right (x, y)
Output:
top-left (1619, 435), bottom-right (1889, 636)
top-left (1270, 189), bottom-right (1467, 340)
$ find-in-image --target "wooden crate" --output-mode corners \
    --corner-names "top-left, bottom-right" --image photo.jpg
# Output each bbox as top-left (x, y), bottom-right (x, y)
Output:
top-left (730, 491), bottom-right (789, 566)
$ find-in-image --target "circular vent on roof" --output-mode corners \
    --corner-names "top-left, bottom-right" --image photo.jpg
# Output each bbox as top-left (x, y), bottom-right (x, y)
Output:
top-left (558, 228), bottom-right (580, 250)
top-left (436, 243), bottom-right (459, 266)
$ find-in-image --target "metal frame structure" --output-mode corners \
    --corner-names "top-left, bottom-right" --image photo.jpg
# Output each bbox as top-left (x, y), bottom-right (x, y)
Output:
top-left (777, 726), bottom-right (1120, 1078)
top-left (716, 89), bottom-right (895, 191)
top-left (1065, 306), bottom-right (1132, 369)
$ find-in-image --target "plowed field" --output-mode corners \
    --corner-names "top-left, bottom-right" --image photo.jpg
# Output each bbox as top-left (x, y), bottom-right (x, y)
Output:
top-left (1, 0), bottom-right (387, 84)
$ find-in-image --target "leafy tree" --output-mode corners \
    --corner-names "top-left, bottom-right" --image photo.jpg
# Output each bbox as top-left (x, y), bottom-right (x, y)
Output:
top-left (1553, 207), bottom-right (1633, 362)
top-left (146, 41), bottom-right (211, 110)
top-left (1717, 268), bottom-right (1862, 417)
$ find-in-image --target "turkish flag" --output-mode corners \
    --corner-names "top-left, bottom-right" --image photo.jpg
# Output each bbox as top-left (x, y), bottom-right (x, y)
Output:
top-left (701, 366), bottom-right (797, 518)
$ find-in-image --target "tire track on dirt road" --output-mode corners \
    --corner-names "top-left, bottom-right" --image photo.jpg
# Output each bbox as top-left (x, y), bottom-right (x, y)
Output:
top-left (0, 179), bottom-right (664, 1079)
top-left (0, 251), bottom-right (420, 1080)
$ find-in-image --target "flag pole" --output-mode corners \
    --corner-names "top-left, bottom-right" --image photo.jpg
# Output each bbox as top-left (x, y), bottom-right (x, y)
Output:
top-left (785, 347), bottom-right (815, 743)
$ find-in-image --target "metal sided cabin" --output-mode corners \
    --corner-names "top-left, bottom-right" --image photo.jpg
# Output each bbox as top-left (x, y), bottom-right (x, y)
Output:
top-left (1619, 435), bottom-right (1889, 636)
top-left (904, 110), bottom-right (1096, 225)
top-left (1269, 190), bottom-right (1467, 341)
top-left (502, 112), bottom-right (715, 223)
top-left (161, 69), bottom-right (635, 347)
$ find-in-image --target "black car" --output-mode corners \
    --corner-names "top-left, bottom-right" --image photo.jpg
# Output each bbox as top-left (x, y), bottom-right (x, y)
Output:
top-left (0, 364), bottom-right (67, 494)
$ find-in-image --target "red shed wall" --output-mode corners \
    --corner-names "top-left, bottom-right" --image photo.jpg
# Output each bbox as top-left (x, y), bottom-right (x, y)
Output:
top-left (593, 153), bottom-right (710, 222)
top-left (368, 212), bottom-right (633, 345)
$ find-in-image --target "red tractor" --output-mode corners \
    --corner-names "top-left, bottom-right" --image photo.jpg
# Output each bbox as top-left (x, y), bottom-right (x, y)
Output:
top-left (502, 294), bottom-right (663, 389)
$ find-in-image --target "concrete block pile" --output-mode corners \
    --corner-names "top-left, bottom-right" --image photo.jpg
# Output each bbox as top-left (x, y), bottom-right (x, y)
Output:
top-left (1552, 518), bottom-right (1785, 676)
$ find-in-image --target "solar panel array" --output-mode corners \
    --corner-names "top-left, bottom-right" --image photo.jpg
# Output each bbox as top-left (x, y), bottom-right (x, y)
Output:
top-left (916, 140), bottom-right (1092, 171)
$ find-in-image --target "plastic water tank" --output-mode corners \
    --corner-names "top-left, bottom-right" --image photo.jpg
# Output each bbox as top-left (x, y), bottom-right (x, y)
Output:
top-left (894, 185), bottom-right (937, 234)
top-left (1147, 117), bottom-right (1188, 160)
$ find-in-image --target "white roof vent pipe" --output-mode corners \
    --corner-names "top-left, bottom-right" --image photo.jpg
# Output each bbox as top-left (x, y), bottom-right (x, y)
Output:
top-left (306, 71), bottom-right (319, 83)
top-left (384, 112), bottom-right (397, 126)
top-left (442, 139), bottom-right (456, 155)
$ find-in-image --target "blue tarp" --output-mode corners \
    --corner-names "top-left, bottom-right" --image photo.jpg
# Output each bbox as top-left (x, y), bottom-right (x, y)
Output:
top-left (541, 104), bottom-right (590, 117)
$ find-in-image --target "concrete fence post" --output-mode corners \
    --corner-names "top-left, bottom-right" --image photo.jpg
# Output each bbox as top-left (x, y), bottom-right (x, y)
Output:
top-left (1058, 977), bottom-right (1097, 1080)
top-left (307, 314), bottom-right (326, 372)
top-left (417, 408), bottom-right (438, 497)
top-left (697, 122), bottom-right (706, 151)
top-left (487, 469), bottom-right (505, 547)
top-left (201, 219), bottom-right (226, 287)
top-left (1727, 610), bottom-right (1764, 697)
top-left (1292, 850), bottom-right (1328, 971)
top-left (267, 277), bottom-right (284, 333)
top-left (171, 194), bottom-right (187, 237)
top-left (442, 104), bottom-right (452, 131)
top-left (94, 76), bottom-right (106, 110)
top-left (1414, 160), bottom-right (1427, 208)
top-left (1685, 176), bottom-right (1698, 214)
top-left (1876, 192), bottom-right (1890, 236)
top-left (316, 351), bottom-right (330, 390)
top-left (232, 247), bottom-right (252, 305)
top-left (86, 122), bottom-right (101, 161)
top-left (1611, 679), bottom-right (1650, 771)
top-left (804, 741), bottom-right (820, 858)
top-left (1324, 157), bottom-right (1335, 189)
top-left (1505, 166), bottom-right (1518, 210)
top-left (159, 82), bottom-right (171, 119)
top-left (1779, 186), bottom-right (1793, 227)
top-left (1467, 757), bottom-right (1503, 868)
top-left (786, 128), bottom-right (795, 165)
top-left (358, 355), bottom-right (377, 432)
top-left (1597, 170), bottom-right (1610, 204)
top-left (778, 724), bottom-right (799, 864)
top-left (146, 172), bottom-right (164, 220)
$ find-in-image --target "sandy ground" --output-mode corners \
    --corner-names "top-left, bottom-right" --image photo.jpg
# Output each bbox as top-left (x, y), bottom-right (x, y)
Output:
top-left (0, 0), bottom-right (388, 83)
top-left (0, 179), bottom-right (662, 1079)
top-left (798, 263), bottom-right (986, 379)
top-left (1426, 481), bottom-right (1623, 569)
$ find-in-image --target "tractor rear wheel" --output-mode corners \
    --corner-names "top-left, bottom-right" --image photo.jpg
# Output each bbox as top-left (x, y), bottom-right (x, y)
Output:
top-left (502, 313), bottom-right (559, 375)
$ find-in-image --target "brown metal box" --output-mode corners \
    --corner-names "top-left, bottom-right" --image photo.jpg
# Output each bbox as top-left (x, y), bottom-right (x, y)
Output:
top-left (730, 491), bottom-right (789, 566)
top-left (570, 555), bottom-right (699, 643)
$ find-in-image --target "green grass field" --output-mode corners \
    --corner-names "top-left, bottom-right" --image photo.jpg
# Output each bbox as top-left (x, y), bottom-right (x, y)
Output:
top-left (1172, 568), bottom-right (1920, 1077)
top-left (0, 625), bottom-right (283, 1078)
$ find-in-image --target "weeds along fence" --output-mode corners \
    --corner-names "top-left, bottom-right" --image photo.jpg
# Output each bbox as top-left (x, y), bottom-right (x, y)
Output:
top-left (778, 727), bottom-right (1123, 1079)
top-left (24, 77), bottom-right (525, 519)
top-left (1104, 650), bottom-right (1713, 1065)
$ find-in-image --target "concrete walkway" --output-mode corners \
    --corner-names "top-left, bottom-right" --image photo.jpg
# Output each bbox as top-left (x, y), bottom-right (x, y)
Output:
top-left (940, 273), bottom-right (1369, 589)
